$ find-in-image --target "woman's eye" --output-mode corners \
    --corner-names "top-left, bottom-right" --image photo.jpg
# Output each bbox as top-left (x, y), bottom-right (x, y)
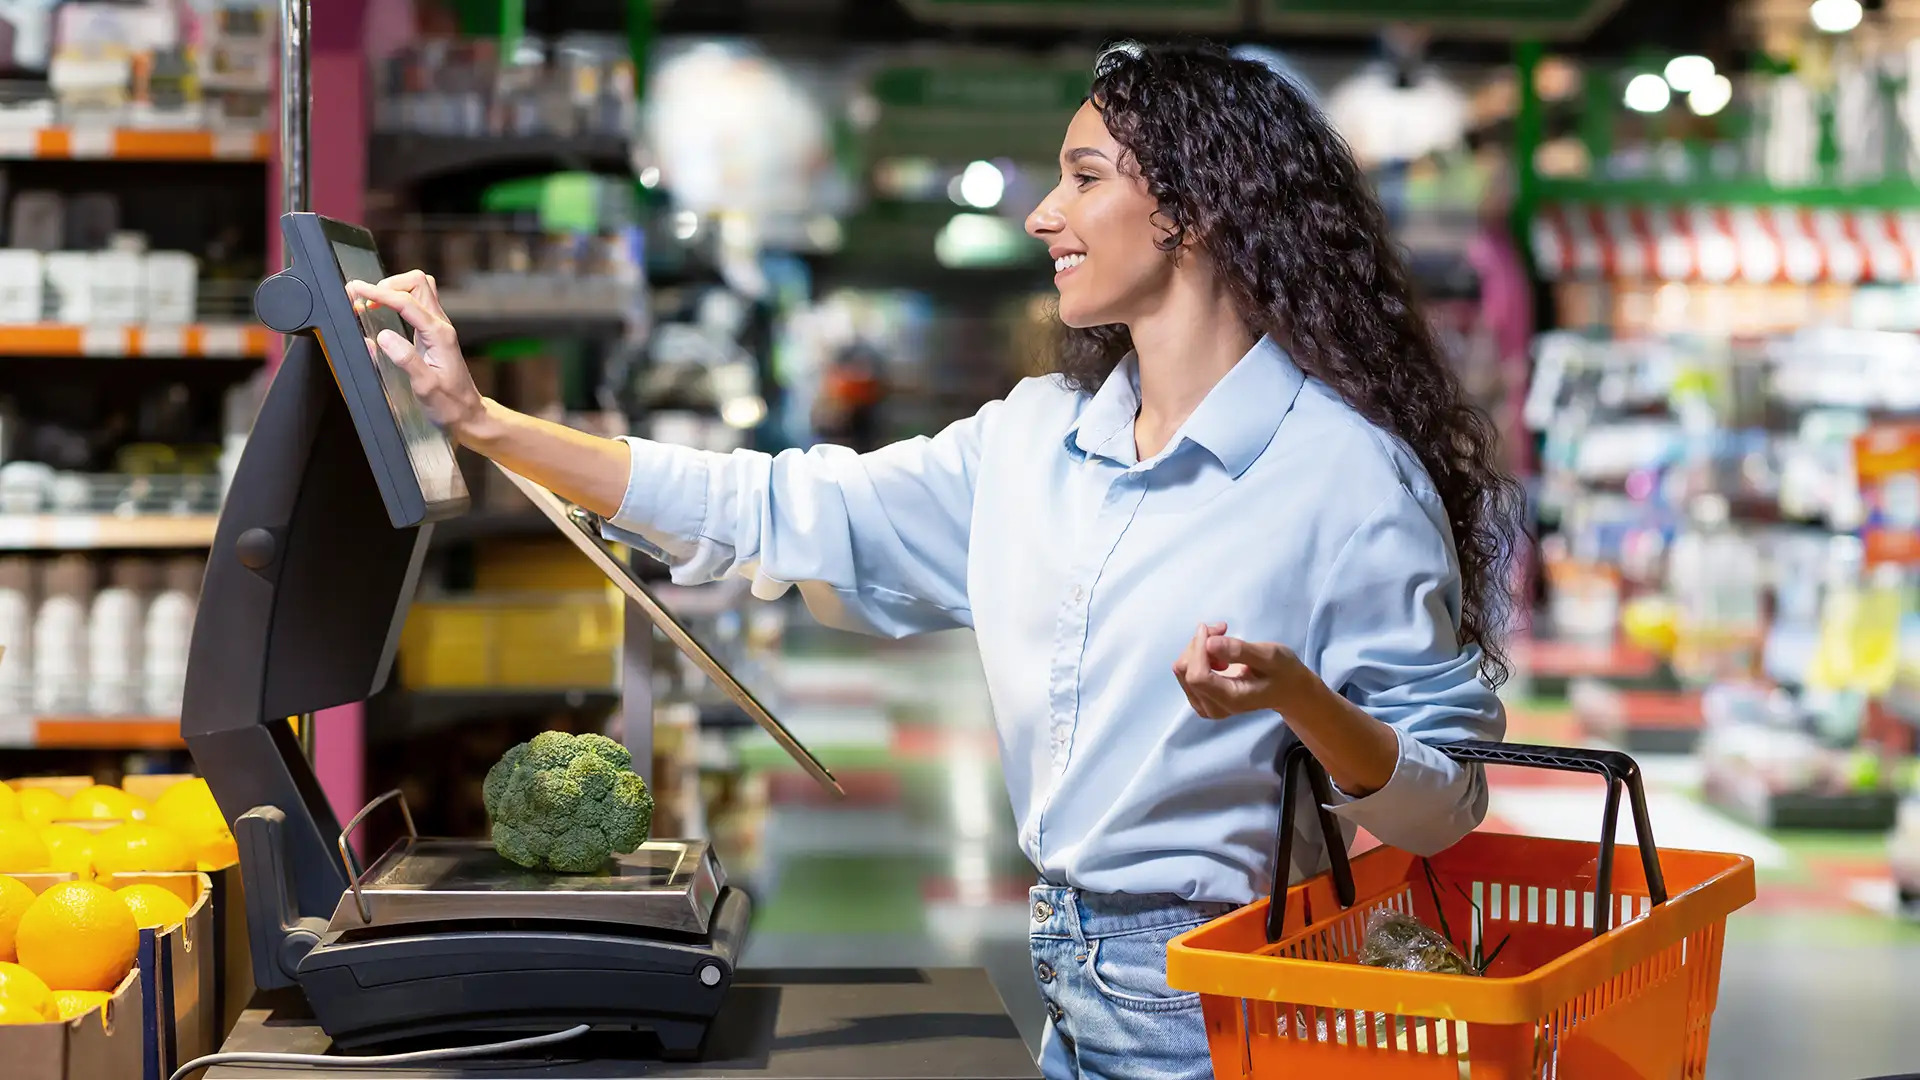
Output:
top-left (1073, 172), bottom-right (1098, 189)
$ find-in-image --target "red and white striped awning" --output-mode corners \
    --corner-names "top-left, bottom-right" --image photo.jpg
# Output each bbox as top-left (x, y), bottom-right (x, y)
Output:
top-left (1532, 203), bottom-right (1920, 285)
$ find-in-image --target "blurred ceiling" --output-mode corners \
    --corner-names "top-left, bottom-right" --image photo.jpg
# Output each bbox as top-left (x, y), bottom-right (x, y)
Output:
top-left (580, 0), bottom-right (1753, 59)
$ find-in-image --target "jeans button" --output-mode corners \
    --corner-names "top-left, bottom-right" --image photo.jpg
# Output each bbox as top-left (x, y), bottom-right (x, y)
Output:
top-left (1033, 899), bottom-right (1053, 923)
top-left (1046, 1000), bottom-right (1064, 1023)
top-left (1036, 961), bottom-right (1054, 983)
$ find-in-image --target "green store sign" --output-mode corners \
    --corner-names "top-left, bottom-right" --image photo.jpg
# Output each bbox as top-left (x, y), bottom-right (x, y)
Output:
top-left (866, 63), bottom-right (1093, 164)
top-left (1261, 0), bottom-right (1626, 37)
top-left (899, 0), bottom-right (1239, 29)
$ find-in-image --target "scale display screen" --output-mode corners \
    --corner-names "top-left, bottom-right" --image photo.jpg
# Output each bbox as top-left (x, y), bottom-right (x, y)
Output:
top-left (323, 225), bottom-right (468, 515)
top-left (494, 465), bottom-right (843, 796)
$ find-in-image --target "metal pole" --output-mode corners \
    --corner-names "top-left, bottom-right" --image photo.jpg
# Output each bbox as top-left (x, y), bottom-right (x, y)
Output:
top-left (280, 0), bottom-right (310, 216)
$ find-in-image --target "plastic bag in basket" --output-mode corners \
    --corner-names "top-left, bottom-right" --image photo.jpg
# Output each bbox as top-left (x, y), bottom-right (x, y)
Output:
top-left (1356, 908), bottom-right (1475, 975)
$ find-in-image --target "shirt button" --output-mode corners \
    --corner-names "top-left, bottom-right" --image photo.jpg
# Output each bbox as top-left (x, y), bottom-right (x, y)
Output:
top-left (1033, 899), bottom-right (1054, 923)
top-left (1035, 961), bottom-right (1055, 983)
top-left (1046, 1000), bottom-right (1064, 1023)
top-left (1071, 586), bottom-right (1084, 602)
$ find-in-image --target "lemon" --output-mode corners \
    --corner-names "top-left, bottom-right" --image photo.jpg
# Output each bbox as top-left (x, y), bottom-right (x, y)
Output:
top-left (15, 881), bottom-right (138, 992)
top-left (115, 884), bottom-right (190, 930)
top-left (0, 822), bottom-right (48, 873)
top-left (37, 825), bottom-right (94, 880)
top-left (0, 997), bottom-right (48, 1024)
top-left (64, 786), bottom-right (146, 823)
top-left (0, 875), bottom-right (32, 962)
top-left (52, 989), bottom-right (110, 1020)
top-left (150, 779), bottom-right (237, 870)
top-left (0, 961), bottom-right (56, 1020)
top-left (15, 789), bottom-right (67, 827)
top-left (90, 823), bottom-right (192, 877)
top-left (0, 785), bottom-right (18, 822)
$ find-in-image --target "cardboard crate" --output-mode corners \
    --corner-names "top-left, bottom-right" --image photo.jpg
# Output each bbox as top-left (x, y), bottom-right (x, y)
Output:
top-left (2, 873), bottom-right (147, 1080)
top-left (101, 871), bottom-right (218, 1076)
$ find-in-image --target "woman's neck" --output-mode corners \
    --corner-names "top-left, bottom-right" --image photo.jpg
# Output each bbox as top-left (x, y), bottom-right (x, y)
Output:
top-left (1128, 285), bottom-right (1257, 461)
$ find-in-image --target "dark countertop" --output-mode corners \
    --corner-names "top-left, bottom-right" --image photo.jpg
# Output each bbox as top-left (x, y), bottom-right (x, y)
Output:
top-left (203, 968), bottom-right (1043, 1079)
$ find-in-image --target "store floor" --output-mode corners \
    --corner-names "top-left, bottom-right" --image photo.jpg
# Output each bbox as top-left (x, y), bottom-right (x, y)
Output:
top-left (731, 626), bottom-right (1920, 1080)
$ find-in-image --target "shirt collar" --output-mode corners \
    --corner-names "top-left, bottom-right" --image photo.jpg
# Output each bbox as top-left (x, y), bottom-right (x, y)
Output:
top-left (1064, 335), bottom-right (1306, 478)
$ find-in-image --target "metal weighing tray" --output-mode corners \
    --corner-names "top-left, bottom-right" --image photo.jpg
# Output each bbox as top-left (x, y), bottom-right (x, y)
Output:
top-left (328, 837), bottom-right (726, 936)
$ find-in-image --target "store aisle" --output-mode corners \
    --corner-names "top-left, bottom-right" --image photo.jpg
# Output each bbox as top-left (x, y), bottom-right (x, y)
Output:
top-left (732, 628), bottom-right (1920, 1079)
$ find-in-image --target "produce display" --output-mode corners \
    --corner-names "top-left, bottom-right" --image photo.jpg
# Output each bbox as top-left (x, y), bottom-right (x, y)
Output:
top-left (483, 731), bottom-right (655, 873)
top-left (0, 774), bottom-right (237, 1028)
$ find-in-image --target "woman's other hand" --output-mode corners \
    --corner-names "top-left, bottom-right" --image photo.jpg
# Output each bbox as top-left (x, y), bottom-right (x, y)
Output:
top-left (345, 272), bottom-right (489, 443)
top-left (1172, 622), bottom-right (1312, 720)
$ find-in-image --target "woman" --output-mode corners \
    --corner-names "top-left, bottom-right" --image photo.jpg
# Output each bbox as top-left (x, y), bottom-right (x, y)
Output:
top-left (350, 41), bottom-right (1522, 1080)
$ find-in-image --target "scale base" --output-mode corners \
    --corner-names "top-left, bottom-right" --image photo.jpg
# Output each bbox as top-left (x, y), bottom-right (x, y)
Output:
top-left (295, 884), bottom-right (751, 1057)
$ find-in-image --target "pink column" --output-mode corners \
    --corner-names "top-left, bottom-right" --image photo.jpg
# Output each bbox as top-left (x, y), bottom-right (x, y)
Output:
top-left (269, 0), bottom-right (373, 828)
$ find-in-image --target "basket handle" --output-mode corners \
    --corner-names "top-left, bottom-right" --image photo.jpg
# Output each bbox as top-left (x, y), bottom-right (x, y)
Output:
top-left (1267, 739), bottom-right (1670, 944)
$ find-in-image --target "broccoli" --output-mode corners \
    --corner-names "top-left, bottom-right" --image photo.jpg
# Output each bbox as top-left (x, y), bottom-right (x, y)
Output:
top-left (482, 731), bottom-right (655, 873)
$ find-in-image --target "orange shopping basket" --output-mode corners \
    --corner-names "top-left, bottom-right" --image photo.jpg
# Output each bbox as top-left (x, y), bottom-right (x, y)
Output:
top-left (1168, 740), bottom-right (1756, 1079)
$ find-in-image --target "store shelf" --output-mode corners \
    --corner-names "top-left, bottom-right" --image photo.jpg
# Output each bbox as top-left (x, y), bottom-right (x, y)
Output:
top-left (0, 323), bottom-right (270, 358)
top-left (366, 687), bottom-right (621, 744)
top-left (0, 127), bottom-right (271, 161)
top-left (1570, 679), bottom-right (1704, 754)
top-left (0, 514), bottom-right (220, 551)
top-left (0, 717), bottom-right (184, 750)
top-left (368, 132), bottom-right (630, 190)
top-left (437, 291), bottom-right (629, 343)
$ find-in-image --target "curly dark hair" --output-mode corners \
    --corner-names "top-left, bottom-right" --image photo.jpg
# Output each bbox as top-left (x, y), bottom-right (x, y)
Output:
top-left (1062, 41), bottom-right (1526, 687)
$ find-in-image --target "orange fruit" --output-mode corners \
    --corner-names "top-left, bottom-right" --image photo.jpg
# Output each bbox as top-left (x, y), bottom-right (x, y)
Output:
top-left (15, 789), bottom-right (67, 827)
top-left (37, 825), bottom-right (94, 879)
top-left (150, 779), bottom-right (237, 870)
top-left (64, 786), bottom-right (146, 823)
top-left (0, 875), bottom-right (33, 961)
top-left (0, 785), bottom-right (18, 822)
top-left (89, 823), bottom-right (191, 877)
top-left (0, 997), bottom-right (47, 1024)
top-left (15, 881), bottom-right (137, 992)
top-left (0, 961), bottom-right (55, 1020)
top-left (0, 822), bottom-right (48, 873)
top-left (52, 989), bottom-right (110, 1021)
top-left (115, 884), bottom-right (189, 930)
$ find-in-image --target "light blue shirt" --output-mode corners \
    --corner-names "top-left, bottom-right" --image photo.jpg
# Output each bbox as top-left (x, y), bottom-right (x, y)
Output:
top-left (606, 336), bottom-right (1502, 905)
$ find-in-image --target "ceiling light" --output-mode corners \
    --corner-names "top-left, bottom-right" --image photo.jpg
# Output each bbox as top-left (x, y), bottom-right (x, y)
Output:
top-left (957, 160), bottom-right (1005, 210)
top-left (1663, 55), bottom-right (1714, 93)
top-left (1810, 0), bottom-right (1863, 33)
top-left (1688, 74), bottom-right (1734, 117)
top-left (1624, 73), bottom-right (1671, 114)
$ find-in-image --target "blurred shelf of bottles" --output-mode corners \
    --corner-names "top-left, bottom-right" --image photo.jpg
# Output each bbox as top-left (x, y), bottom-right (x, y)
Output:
top-left (371, 34), bottom-right (637, 142)
top-left (0, 553), bottom-right (202, 737)
top-left (0, 2), bottom-right (273, 135)
top-left (1521, 18), bottom-right (1920, 201)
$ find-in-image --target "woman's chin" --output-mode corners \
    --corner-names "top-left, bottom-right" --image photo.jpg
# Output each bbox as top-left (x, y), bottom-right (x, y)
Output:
top-left (1055, 301), bottom-right (1109, 330)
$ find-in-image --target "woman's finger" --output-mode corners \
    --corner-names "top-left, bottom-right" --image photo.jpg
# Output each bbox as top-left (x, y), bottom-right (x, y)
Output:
top-left (347, 281), bottom-right (445, 337)
top-left (1206, 636), bottom-right (1277, 673)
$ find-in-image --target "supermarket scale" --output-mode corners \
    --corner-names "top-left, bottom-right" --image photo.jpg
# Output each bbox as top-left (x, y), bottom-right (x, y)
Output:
top-left (179, 204), bottom-right (847, 1058)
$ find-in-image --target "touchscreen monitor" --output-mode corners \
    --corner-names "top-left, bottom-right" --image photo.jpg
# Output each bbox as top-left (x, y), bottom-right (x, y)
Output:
top-left (322, 225), bottom-right (469, 516)
top-left (492, 463), bottom-right (843, 796)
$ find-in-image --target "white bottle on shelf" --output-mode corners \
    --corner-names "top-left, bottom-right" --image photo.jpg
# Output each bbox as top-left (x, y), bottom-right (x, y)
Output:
top-left (87, 560), bottom-right (150, 716)
top-left (144, 558), bottom-right (200, 717)
top-left (31, 555), bottom-right (91, 715)
top-left (0, 558), bottom-right (33, 719)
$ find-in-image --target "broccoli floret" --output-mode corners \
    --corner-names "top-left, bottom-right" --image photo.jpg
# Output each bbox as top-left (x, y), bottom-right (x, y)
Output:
top-left (482, 731), bottom-right (654, 873)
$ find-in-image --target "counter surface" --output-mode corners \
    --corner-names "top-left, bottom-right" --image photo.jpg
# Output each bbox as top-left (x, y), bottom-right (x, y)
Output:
top-left (203, 967), bottom-right (1044, 1080)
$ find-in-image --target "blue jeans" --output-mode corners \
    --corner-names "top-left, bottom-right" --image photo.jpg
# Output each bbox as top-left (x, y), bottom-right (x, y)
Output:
top-left (1029, 885), bottom-right (1237, 1080)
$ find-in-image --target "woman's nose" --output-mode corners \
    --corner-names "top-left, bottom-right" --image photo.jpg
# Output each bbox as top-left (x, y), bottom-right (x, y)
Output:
top-left (1026, 193), bottom-right (1064, 239)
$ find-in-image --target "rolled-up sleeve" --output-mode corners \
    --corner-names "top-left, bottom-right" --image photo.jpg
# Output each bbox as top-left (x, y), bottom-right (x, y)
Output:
top-left (601, 400), bottom-right (996, 639)
top-left (1303, 485), bottom-right (1505, 856)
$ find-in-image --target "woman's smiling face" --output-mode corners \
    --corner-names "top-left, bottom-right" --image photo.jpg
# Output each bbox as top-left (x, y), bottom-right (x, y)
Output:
top-left (1025, 101), bottom-right (1177, 329)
